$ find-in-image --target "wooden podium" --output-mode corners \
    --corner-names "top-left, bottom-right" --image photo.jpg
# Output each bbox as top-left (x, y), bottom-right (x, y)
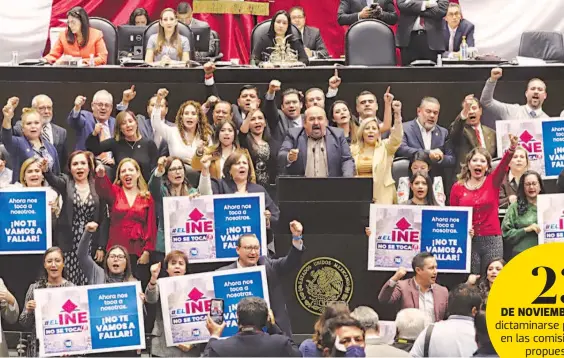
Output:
top-left (193, 0), bottom-right (270, 16)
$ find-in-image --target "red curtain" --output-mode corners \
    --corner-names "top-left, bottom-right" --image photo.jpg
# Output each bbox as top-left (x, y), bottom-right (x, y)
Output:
top-left (49, 0), bottom-right (458, 63)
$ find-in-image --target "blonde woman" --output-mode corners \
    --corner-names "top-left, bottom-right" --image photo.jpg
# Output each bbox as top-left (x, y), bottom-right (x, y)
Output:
top-left (145, 8), bottom-right (190, 65)
top-left (350, 91), bottom-right (403, 204)
top-left (16, 157), bottom-right (62, 219)
top-left (151, 88), bottom-right (213, 167)
top-left (95, 158), bottom-right (156, 285)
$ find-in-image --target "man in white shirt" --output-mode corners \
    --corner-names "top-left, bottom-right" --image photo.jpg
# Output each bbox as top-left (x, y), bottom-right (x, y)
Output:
top-left (480, 67), bottom-right (549, 121)
top-left (410, 284), bottom-right (481, 357)
top-left (218, 221), bottom-right (305, 337)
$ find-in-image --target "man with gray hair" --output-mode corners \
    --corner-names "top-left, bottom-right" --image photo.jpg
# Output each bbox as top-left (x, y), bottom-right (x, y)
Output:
top-left (13, 94), bottom-right (68, 167)
top-left (67, 90), bottom-right (116, 168)
top-left (351, 306), bottom-right (410, 357)
top-left (392, 308), bottom-right (426, 353)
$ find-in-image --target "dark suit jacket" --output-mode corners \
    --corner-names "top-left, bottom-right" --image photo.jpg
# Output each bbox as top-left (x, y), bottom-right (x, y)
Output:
top-left (338, 0), bottom-right (398, 26)
top-left (396, 0), bottom-right (448, 50)
top-left (13, 120), bottom-right (68, 169)
top-left (67, 110), bottom-right (116, 151)
top-left (447, 115), bottom-right (496, 174)
top-left (301, 26), bottom-right (329, 58)
top-left (378, 277), bottom-right (449, 322)
top-left (43, 171), bottom-right (108, 252)
top-left (203, 330), bottom-right (301, 357)
top-left (251, 34), bottom-right (309, 65)
top-left (443, 18), bottom-right (475, 52)
top-left (396, 119), bottom-right (455, 170)
top-left (278, 126), bottom-right (355, 177)
top-left (204, 81), bottom-right (247, 129)
top-left (1, 127), bottom-right (61, 183)
top-left (217, 244), bottom-right (305, 337)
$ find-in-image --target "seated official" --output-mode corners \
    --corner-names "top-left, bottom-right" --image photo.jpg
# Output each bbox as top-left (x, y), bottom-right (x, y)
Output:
top-left (145, 8), bottom-right (190, 66)
top-left (177, 2), bottom-right (217, 60)
top-left (204, 297), bottom-right (301, 357)
top-left (43, 6), bottom-right (108, 66)
top-left (217, 221), bottom-right (305, 337)
top-left (337, 0), bottom-right (398, 26)
top-left (278, 106), bottom-right (355, 177)
top-left (378, 252), bottom-right (448, 325)
top-left (289, 7), bottom-right (329, 59)
top-left (129, 7), bottom-right (150, 26)
top-left (443, 3), bottom-right (475, 57)
top-left (251, 10), bottom-right (309, 66)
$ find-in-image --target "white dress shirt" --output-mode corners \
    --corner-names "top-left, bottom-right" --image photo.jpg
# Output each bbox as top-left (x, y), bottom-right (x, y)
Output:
top-left (448, 26), bottom-right (457, 52)
top-left (415, 119), bottom-right (433, 150)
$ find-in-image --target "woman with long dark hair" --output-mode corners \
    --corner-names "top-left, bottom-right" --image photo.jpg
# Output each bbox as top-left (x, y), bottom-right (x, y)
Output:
top-left (251, 10), bottom-right (308, 65)
top-left (145, 251), bottom-right (200, 356)
top-left (406, 171), bottom-right (438, 206)
top-left (299, 301), bottom-right (350, 356)
top-left (499, 146), bottom-right (529, 209)
top-left (129, 8), bottom-right (150, 26)
top-left (44, 6), bottom-right (108, 65)
top-left (450, 134), bottom-right (518, 274)
top-left (329, 100), bottom-right (359, 144)
top-left (43, 150), bottom-right (108, 286)
top-left (148, 155), bottom-right (213, 263)
top-left (145, 8), bottom-right (190, 65)
top-left (239, 107), bottom-right (272, 188)
top-left (502, 170), bottom-right (544, 259)
top-left (19, 247), bottom-right (73, 357)
top-left (397, 151), bottom-right (446, 205)
top-left (467, 257), bottom-right (505, 302)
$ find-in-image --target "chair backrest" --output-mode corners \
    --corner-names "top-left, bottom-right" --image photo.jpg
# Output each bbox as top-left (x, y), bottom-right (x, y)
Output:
top-left (143, 20), bottom-right (196, 61)
top-left (519, 31), bottom-right (564, 62)
top-left (392, 157), bottom-right (411, 185)
top-left (250, 20), bottom-right (302, 55)
top-left (210, 30), bottom-right (220, 57)
top-left (89, 17), bottom-right (118, 65)
top-left (345, 19), bottom-right (396, 66)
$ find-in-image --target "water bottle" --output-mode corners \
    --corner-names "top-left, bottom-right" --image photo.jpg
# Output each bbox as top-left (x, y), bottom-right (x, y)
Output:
top-left (11, 51), bottom-right (18, 66)
top-left (460, 36), bottom-right (469, 60)
top-left (436, 54), bottom-right (442, 67)
top-left (89, 54), bottom-right (95, 67)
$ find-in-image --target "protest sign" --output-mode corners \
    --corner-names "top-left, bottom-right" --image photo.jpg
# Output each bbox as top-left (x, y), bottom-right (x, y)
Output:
top-left (159, 266), bottom-right (269, 345)
top-left (368, 204), bottom-right (472, 272)
top-left (0, 187), bottom-right (51, 254)
top-left (538, 193), bottom-right (564, 244)
top-left (34, 282), bottom-right (145, 357)
top-left (496, 118), bottom-right (564, 178)
top-left (163, 193), bottom-right (266, 263)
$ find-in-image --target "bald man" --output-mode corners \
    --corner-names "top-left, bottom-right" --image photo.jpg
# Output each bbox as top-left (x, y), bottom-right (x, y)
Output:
top-left (278, 106), bottom-right (355, 177)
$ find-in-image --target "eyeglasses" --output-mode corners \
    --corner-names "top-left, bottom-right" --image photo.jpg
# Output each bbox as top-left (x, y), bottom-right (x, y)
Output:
top-left (94, 103), bottom-right (112, 109)
top-left (37, 106), bottom-right (53, 111)
top-left (109, 254), bottom-right (126, 260)
top-left (168, 166), bottom-right (184, 173)
top-left (241, 246), bottom-right (260, 252)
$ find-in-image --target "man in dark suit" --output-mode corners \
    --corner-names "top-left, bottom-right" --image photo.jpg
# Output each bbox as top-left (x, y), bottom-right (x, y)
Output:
top-left (116, 86), bottom-right (173, 157)
top-left (13, 94), bottom-right (67, 168)
top-left (289, 7), bottom-right (330, 59)
top-left (378, 252), bottom-right (449, 324)
top-left (443, 3), bottom-right (475, 55)
top-left (177, 2), bottom-right (217, 61)
top-left (217, 221), bottom-right (305, 337)
top-left (397, 0), bottom-right (448, 66)
top-left (448, 95), bottom-right (496, 175)
top-left (203, 297), bottom-right (301, 357)
top-left (278, 106), bottom-right (355, 177)
top-left (203, 62), bottom-right (261, 129)
top-left (337, 0), bottom-right (398, 26)
top-left (397, 97), bottom-right (455, 177)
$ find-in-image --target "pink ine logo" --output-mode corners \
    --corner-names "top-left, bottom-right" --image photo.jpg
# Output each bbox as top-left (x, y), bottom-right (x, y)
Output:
top-left (62, 300), bottom-right (77, 313)
top-left (59, 300), bottom-right (87, 325)
top-left (186, 209), bottom-right (213, 234)
top-left (518, 130), bottom-right (542, 158)
top-left (391, 217), bottom-right (420, 243)
top-left (185, 288), bottom-right (211, 314)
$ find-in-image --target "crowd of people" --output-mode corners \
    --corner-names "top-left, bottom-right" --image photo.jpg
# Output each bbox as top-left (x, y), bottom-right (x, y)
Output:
top-left (32, 0), bottom-right (479, 67)
top-left (0, 2), bottom-right (556, 358)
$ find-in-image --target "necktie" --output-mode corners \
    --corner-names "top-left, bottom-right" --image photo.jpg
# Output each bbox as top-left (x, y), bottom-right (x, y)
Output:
top-left (474, 126), bottom-right (483, 147)
top-left (98, 123), bottom-right (112, 160)
top-left (41, 125), bottom-right (51, 144)
top-left (530, 111), bottom-right (537, 118)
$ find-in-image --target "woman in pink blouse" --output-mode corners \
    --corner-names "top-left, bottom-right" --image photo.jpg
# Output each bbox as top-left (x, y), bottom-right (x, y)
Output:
top-left (450, 134), bottom-right (518, 274)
